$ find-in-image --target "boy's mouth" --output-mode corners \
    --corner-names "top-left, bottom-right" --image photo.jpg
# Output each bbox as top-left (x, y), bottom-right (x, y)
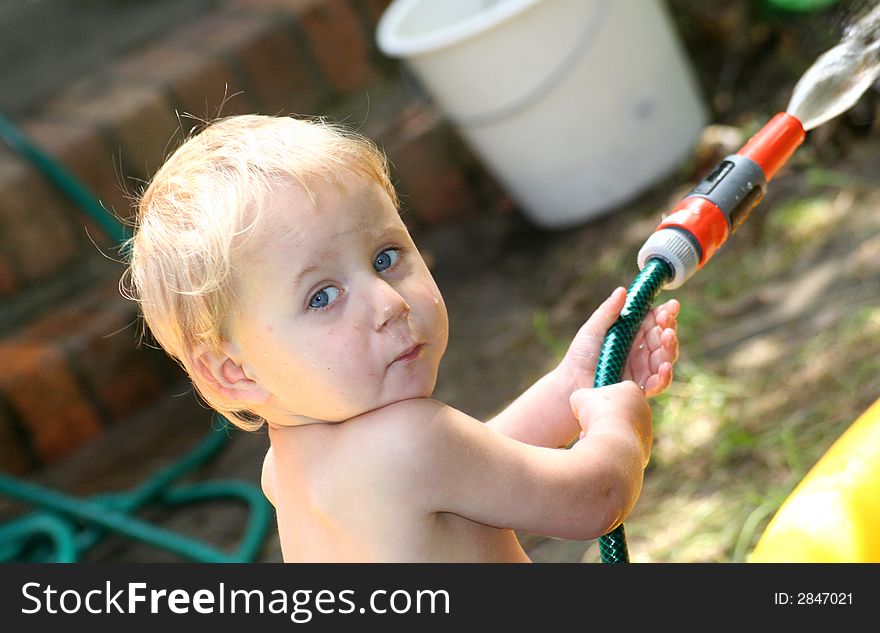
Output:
top-left (390, 343), bottom-right (424, 365)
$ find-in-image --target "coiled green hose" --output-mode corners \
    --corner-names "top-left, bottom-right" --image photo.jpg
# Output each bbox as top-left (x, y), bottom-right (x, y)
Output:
top-left (0, 418), bottom-right (272, 563)
top-left (593, 256), bottom-right (674, 563)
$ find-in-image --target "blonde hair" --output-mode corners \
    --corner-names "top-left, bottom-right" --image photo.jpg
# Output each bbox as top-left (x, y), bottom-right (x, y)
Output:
top-left (122, 114), bottom-right (398, 429)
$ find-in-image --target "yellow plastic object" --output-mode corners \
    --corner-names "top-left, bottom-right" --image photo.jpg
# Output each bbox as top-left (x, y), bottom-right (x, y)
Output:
top-left (750, 398), bottom-right (880, 562)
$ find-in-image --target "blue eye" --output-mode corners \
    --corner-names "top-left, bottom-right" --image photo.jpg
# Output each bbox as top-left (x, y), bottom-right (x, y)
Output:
top-left (308, 286), bottom-right (340, 310)
top-left (374, 248), bottom-right (400, 272)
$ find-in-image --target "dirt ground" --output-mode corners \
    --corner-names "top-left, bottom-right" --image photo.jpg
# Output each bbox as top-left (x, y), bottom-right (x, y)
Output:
top-left (7, 0), bottom-right (880, 563)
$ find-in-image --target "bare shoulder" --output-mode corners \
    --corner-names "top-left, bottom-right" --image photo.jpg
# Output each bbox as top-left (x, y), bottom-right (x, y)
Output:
top-left (350, 398), bottom-right (469, 456)
top-left (344, 398), bottom-right (484, 488)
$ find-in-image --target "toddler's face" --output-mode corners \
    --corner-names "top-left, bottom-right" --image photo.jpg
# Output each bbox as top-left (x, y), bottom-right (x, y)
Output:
top-left (227, 173), bottom-right (449, 423)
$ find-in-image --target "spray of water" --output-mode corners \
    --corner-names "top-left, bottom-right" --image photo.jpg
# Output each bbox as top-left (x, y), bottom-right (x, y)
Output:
top-left (787, 3), bottom-right (880, 131)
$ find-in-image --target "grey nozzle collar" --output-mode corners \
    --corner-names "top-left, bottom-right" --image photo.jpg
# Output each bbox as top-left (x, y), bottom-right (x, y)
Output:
top-left (637, 228), bottom-right (701, 290)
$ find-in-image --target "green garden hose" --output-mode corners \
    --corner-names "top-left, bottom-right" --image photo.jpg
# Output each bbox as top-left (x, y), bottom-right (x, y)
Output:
top-left (607, 112), bottom-right (809, 562)
top-left (593, 257), bottom-right (674, 564)
top-left (0, 420), bottom-right (271, 562)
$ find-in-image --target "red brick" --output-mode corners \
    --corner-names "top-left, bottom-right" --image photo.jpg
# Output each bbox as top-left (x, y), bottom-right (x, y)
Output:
top-left (18, 280), bottom-right (177, 424)
top-left (22, 281), bottom-right (120, 342)
top-left (0, 276), bottom-right (186, 469)
top-left (0, 253), bottom-right (17, 298)
top-left (224, 0), bottom-right (309, 13)
top-left (380, 107), bottom-right (481, 225)
top-left (112, 44), bottom-right (258, 126)
top-left (0, 402), bottom-right (34, 475)
top-left (21, 118), bottom-right (132, 237)
top-left (113, 41), bottom-right (214, 84)
top-left (45, 80), bottom-right (181, 183)
top-left (295, 0), bottom-right (378, 95)
top-left (80, 326), bottom-right (170, 424)
top-left (227, 0), bottom-right (390, 27)
top-left (170, 57), bottom-right (260, 124)
top-left (68, 289), bottom-right (170, 423)
top-left (0, 155), bottom-right (81, 287)
top-left (0, 340), bottom-right (102, 464)
top-left (236, 22), bottom-right (324, 115)
top-left (168, 12), bottom-right (274, 54)
top-left (85, 340), bottom-right (179, 425)
top-left (170, 14), bottom-right (323, 115)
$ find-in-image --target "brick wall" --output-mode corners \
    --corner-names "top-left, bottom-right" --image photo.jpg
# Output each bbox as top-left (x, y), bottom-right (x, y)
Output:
top-left (0, 0), bottom-right (510, 474)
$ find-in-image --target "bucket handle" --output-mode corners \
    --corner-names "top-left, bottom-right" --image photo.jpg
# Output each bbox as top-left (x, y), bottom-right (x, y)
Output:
top-left (455, 0), bottom-right (611, 128)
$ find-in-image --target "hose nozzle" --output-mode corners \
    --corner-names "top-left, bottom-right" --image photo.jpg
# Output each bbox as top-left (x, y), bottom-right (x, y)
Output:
top-left (638, 112), bottom-right (805, 289)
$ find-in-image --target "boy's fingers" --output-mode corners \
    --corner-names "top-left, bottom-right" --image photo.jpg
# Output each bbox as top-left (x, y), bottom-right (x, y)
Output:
top-left (569, 384), bottom-right (607, 419)
top-left (662, 299), bottom-right (681, 315)
top-left (662, 328), bottom-right (679, 363)
top-left (645, 329), bottom-right (677, 376)
top-left (577, 287), bottom-right (627, 338)
top-left (571, 381), bottom-right (643, 410)
top-left (654, 301), bottom-right (679, 330)
top-left (642, 362), bottom-right (673, 398)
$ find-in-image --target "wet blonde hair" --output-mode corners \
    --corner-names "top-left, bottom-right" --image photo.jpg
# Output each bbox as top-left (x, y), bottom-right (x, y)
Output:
top-left (122, 114), bottom-right (398, 429)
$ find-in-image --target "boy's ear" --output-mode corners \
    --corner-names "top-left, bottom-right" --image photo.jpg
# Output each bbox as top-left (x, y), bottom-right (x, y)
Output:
top-left (190, 343), bottom-right (270, 405)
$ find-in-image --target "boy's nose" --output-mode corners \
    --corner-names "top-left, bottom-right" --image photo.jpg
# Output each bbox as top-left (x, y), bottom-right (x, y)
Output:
top-left (372, 281), bottom-right (410, 331)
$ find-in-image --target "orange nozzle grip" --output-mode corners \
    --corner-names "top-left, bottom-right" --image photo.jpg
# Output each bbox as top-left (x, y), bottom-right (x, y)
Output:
top-left (737, 112), bottom-right (805, 181)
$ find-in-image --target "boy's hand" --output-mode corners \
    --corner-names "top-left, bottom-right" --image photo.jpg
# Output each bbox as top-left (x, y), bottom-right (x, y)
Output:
top-left (570, 382), bottom-right (652, 468)
top-left (560, 287), bottom-right (680, 398)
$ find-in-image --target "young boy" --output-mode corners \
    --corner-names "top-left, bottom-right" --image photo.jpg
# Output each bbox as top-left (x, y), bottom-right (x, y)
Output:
top-left (124, 114), bottom-right (680, 562)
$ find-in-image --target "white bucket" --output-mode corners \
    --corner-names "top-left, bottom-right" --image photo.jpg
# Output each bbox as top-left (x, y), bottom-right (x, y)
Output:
top-left (377, 0), bottom-right (708, 229)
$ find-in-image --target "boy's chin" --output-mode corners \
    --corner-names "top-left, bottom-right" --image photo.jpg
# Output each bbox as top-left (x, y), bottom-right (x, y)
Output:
top-left (362, 382), bottom-right (438, 417)
top-left (270, 374), bottom-right (439, 425)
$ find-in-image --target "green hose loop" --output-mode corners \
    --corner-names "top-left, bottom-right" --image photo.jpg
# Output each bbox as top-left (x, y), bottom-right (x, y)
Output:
top-left (0, 513), bottom-right (78, 562)
top-left (163, 480), bottom-right (274, 562)
top-left (593, 257), bottom-right (674, 563)
top-left (0, 473), bottom-right (241, 562)
top-left (59, 425), bottom-right (236, 555)
top-left (0, 420), bottom-right (273, 563)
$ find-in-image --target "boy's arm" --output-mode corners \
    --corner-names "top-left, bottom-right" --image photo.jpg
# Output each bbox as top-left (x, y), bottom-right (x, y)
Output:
top-left (484, 367), bottom-right (580, 448)
top-left (389, 384), bottom-right (651, 541)
top-left (486, 288), bottom-right (678, 448)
